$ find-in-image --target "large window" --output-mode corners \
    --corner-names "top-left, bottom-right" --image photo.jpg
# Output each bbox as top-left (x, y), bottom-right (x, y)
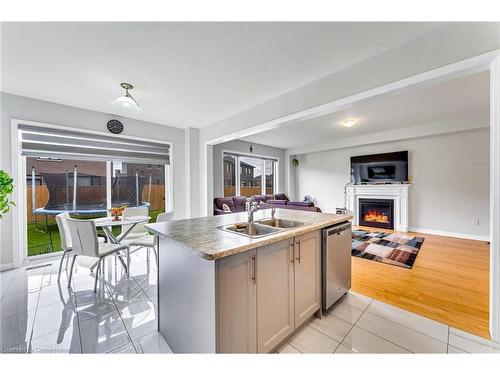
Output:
top-left (265, 159), bottom-right (275, 194)
top-left (223, 152), bottom-right (277, 197)
top-left (223, 155), bottom-right (236, 197)
top-left (239, 156), bottom-right (262, 196)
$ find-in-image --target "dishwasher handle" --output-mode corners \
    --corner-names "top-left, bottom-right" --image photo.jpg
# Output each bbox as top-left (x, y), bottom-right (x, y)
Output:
top-left (326, 222), bottom-right (351, 236)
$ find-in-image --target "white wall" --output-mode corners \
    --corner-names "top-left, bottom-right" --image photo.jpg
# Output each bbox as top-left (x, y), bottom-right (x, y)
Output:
top-left (212, 139), bottom-right (285, 199)
top-left (200, 24), bottom-right (500, 143)
top-left (0, 93), bottom-right (189, 267)
top-left (294, 128), bottom-right (490, 239)
top-left (185, 127), bottom-right (201, 218)
top-left (198, 23), bottom-right (500, 215)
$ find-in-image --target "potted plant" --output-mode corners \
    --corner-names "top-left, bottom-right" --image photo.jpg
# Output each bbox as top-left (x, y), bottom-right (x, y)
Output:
top-left (0, 170), bottom-right (15, 218)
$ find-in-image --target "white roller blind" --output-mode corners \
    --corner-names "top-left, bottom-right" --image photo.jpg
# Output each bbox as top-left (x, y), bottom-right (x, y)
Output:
top-left (19, 124), bottom-right (170, 164)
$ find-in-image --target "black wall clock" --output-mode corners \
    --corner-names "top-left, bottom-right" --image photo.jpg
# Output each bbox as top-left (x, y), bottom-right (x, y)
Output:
top-left (107, 119), bottom-right (124, 134)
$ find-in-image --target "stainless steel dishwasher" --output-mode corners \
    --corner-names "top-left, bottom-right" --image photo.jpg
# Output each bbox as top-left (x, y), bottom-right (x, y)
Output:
top-left (322, 221), bottom-right (352, 311)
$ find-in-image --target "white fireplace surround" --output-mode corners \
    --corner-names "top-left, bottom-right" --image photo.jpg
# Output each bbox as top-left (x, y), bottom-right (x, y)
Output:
top-left (345, 184), bottom-right (410, 232)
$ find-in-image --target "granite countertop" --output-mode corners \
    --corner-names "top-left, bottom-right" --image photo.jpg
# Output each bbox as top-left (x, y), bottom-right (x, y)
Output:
top-left (146, 208), bottom-right (352, 261)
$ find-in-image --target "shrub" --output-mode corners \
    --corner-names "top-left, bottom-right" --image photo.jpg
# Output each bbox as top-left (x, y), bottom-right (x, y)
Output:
top-left (0, 170), bottom-right (15, 218)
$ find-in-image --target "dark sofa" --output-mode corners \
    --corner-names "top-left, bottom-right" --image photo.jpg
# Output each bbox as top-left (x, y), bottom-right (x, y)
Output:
top-left (213, 193), bottom-right (321, 215)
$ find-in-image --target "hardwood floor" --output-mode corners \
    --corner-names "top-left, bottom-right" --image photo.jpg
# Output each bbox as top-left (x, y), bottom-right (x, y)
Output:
top-left (351, 226), bottom-right (490, 339)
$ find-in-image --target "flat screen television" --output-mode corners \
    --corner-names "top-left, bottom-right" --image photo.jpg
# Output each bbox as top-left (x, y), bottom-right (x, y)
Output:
top-left (350, 151), bottom-right (408, 184)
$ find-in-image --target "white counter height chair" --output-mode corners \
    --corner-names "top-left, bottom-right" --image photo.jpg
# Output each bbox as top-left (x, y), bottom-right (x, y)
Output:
top-left (55, 212), bottom-right (108, 281)
top-left (66, 218), bottom-right (129, 292)
top-left (120, 209), bottom-right (174, 268)
top-left (55, 212), bottom-right (73, 281)
top-left (156, 211), bottom-right (173, 223)
top-left (117, 207), bottom-right (150, 272)
top-left (117, 207), bottom-right (151, 241)
top-left (149, 211), bottom-right (173, 264)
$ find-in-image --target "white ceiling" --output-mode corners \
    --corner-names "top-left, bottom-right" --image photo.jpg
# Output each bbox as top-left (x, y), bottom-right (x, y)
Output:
top-left (1, 22), bottom-right (441, 128)
top-left (242, 71), bottom-right (490, 151)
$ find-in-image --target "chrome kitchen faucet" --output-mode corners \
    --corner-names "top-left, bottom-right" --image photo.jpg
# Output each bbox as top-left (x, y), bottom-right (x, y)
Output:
top-left (247, 197), bottom-right (259, 223)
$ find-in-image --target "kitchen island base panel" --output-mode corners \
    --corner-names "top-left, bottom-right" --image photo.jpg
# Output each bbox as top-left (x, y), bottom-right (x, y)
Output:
top-left (149, 209), bottom-right (352, 353)
top-left (158, 231), bottom-right (326, 353)
top-left (158, 237), bottom-right (321, 353)
top-left (158, 238), bottom-right (217, 353)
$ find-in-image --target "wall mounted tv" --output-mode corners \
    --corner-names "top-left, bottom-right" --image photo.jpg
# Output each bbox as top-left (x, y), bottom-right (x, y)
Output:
top-left (350, 151), bottom-right (408, 184)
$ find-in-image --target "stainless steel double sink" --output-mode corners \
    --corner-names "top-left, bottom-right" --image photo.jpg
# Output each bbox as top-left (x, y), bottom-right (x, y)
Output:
top-left (218, 218), bottom-right (308, 238)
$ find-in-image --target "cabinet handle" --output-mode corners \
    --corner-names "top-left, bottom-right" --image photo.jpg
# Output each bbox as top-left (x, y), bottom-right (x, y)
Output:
top-left (251, 255), bottom-right (256, 284)
top-left (295, 240), bottom-right (301, 263)
top-left (289, 243), bottom-right (295, 263)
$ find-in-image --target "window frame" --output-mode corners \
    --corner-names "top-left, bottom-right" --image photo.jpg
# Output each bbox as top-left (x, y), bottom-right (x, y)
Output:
top-left (11, 118), bottom-right (174, 265)
top-left (222, 150), bottom-right (278, 197)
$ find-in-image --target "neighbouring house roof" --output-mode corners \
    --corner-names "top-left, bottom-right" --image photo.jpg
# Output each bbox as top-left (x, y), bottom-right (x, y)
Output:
top-left (27, 157), bottom-right (107, 177)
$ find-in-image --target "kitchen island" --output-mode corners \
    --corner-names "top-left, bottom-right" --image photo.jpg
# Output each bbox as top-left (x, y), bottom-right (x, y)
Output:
top-left (146, 208), bottom-right (351, 353)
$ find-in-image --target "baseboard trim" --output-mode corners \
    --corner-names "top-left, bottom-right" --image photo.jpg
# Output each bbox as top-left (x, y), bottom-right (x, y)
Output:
top-left (0, 263), bottom-right (14, 272)
top-left (1, 253), bottom-right (64, 273)
top-left (409, 227), bottom-right (490, 242)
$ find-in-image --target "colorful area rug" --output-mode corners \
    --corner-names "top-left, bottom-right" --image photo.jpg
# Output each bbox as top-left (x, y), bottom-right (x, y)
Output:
top-left (352, 230), bottom-right (425, 269)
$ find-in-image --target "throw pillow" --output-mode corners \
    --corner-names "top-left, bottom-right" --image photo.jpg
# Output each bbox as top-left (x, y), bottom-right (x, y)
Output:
top-left (222, 203), bottom-right (232, 212)
top-left (274, 193), bottom-right (289, 201)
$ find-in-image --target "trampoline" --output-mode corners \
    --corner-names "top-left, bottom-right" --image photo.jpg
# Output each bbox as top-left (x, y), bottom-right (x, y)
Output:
top-left (31, 165), bottom-right (152, 252)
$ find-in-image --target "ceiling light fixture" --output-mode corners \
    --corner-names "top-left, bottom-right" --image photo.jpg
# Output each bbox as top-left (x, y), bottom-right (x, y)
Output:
top-left (341, 119), bottom-right (357, 128)
top-left (111, 83), bottom-right (141, 113)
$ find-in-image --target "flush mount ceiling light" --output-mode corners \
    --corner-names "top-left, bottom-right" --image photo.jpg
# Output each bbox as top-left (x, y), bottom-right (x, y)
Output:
top-left (341, 119), bottom-right (357, 128)
top-left (111, 83), bottom-right (141, 113)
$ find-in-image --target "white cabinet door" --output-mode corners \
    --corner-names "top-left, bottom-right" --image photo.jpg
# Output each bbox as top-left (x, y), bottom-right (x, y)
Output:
top-left (216, 249), bottom-right (257, 353)
top-left (256, 238), bottom-right (295, 353)
top-left (294, 230), bottom-right (321, 327)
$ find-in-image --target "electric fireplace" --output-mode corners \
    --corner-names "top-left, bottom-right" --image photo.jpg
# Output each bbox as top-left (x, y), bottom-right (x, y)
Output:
top-left (358, 198), bottom-right (394, 229)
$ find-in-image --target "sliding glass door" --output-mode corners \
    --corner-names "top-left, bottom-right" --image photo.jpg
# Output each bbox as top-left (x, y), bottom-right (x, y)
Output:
top-left (26, 157), bottom-right (108, 256)
top-left (111, 161), bottom-right (166, 222)
top-left (25, 158), bottom-right (168, 257)
top-left (19, 124), bottom-right (172, 258)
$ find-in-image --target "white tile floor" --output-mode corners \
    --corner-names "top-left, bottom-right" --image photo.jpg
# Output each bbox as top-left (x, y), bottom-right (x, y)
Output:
top-left (2, 250), bottom-right (500, 354)
top-left (0, 248), bottom-right (172, 354)
top-left (278, 292), bottom-right (500, 354)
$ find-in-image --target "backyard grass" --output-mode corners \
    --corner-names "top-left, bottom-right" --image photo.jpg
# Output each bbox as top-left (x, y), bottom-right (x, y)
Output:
top-left (27, 209), bottom-right (164, 257)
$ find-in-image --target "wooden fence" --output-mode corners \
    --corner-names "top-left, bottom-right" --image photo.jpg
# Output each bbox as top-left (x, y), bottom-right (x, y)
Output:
top-left (223, 186), bottom-right (263, 197)
top-left (141, 185), bottom-right (165, 211)
top-left (27, 184), bottom-right (165, 223)
top-left (27, 186), bottom-right (49, 223)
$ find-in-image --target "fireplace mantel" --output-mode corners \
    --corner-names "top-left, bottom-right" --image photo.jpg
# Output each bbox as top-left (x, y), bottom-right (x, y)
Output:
top-left (345, 184), bottom-right (410, 232)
